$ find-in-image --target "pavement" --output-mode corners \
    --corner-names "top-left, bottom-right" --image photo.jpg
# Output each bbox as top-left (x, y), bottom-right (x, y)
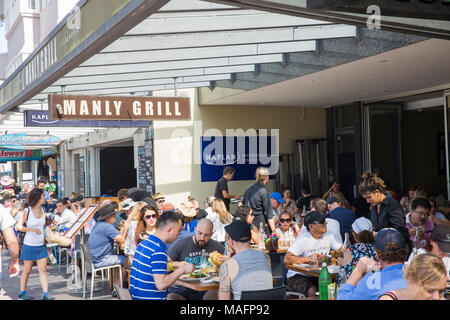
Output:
top-left (0, 248), bottom-right (116, 301)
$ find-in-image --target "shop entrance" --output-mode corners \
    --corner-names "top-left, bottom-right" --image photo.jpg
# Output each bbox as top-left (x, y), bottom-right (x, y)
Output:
top-left (99, 145), bottom-right (136, 196)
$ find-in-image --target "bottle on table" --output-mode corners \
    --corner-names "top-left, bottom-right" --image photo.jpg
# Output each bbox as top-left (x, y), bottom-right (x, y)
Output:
top-left (319, 260), bottom-right (332, 300)
top-left (259, 222), bottom-right (266, 249)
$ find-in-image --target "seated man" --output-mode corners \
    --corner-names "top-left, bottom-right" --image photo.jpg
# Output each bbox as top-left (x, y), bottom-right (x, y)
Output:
top-left (167, 219), bottom-right (225, 300)
top-left (87, 204), bottom-right (127, 286)
top-left (284, 211), bottom-right (344, 297)
top-left (337, 228), bottom-right (409, 300)
top-left (219, 220), bottom-right (273, 300)
top-left (54, 199), bottom-right (78, 233)
top-left (129, 211), bottom-right (195, 300)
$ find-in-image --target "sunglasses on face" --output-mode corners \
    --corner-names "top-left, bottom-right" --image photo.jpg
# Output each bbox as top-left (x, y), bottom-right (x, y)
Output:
top-left (157, 199), bottom-right (165, 204)
top-left (280, 218), bottom-right (291, 223)
top-left (144, 214), bottom-right (158, 220)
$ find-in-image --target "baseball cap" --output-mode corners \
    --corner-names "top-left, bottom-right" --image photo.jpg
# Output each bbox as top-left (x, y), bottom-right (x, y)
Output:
top-left (121, 198), bottom-right (136, 211)
top-left (430, 224), bottom-right (450, 253)
top-left (326, 196), bottom-right (338, 205)
top-left (304, 211), bottom-right (329, 227)
top-left (162, 203), bottom-right (176, 213)
top-left (375, 228), bottom-right (406, 252)
top-left (352, 217), bottom-right (373, 234)
top-left (270, 192), bottom-right (285, 204)
top-left (225, 220), bottom-right (251, 242)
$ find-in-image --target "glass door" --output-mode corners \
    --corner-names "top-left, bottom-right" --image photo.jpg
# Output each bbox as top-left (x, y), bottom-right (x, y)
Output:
top-left (364, 104), bottom-right (403, 196)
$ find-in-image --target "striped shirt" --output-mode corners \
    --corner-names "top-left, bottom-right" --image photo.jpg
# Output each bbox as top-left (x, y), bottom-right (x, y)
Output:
top-left (129, 234), bottom-right (168, 300)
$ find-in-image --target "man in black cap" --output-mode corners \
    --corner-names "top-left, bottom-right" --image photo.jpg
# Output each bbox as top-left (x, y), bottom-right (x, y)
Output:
top-left (284, 210), bottom-right (344, 297)
top-left (218, 220), bottom-right (272, 300)
top-left (87, 204), bottom-right (127, 286)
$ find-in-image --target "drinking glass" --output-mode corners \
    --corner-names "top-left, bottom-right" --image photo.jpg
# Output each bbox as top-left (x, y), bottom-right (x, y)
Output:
top-left (309, 255), bottom-right (318, 268)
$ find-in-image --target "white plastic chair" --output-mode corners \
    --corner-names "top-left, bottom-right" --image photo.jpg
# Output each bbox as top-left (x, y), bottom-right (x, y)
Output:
top-left (81, 244), bottom-right (123, 300)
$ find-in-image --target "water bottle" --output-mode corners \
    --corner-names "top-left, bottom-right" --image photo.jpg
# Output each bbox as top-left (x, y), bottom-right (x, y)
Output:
top-left (200, 249), bottom-right (207, 269)
top-left (319, 260), bottom-right (332, 300)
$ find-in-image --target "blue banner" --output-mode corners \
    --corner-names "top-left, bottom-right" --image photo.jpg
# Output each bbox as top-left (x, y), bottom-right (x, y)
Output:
top-left (24, 110), bottom-right (151, 127)
top-left (200, 136), bottom-right (277, 182)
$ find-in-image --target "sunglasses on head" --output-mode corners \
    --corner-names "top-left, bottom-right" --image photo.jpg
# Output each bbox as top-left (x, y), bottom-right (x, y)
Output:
top-left (280, 218), bottom-right (291, 223)
top-left (144, 213), bottom-right (158, 220)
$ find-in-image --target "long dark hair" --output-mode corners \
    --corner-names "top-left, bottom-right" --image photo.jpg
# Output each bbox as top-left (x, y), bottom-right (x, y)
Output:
top-left (135, 204), bottom-right (159, 244)
top-left (28, 188), bottom-right (44, 208)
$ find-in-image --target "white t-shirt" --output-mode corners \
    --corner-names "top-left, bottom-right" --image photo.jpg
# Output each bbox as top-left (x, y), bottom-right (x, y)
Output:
top-left (206, 211), bottom-right (233, 243)
top-left (55, 208), bottom-right (78, 230)
top-left (287, 230), bottom-right (342, 278)
top-left (300, 218), bottom-right (343, 244)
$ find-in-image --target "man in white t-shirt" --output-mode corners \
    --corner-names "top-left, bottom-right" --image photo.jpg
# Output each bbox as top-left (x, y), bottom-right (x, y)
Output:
top-left (0, 204), bottom-right (20, 294)
top-left (284, 210), bottom-right (343, 297)
top-left (54, 199), bottom-right (78, 232)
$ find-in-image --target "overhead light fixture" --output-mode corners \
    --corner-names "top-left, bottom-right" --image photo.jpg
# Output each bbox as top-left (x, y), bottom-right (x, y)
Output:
top-left (379, 59), bottom-right (388, 63)
top-left (307, 79), bottom-right (314, 83)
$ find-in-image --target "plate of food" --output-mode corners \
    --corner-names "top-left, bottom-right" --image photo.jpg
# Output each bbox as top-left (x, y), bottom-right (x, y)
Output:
top-left (210, 276), bottom-right (220, 282)
top-left (179, 270), bottom-right (210, 282)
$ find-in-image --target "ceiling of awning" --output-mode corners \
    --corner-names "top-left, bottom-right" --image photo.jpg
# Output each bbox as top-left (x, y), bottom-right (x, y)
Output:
top-left (0, 0), bottom-right (433, 142)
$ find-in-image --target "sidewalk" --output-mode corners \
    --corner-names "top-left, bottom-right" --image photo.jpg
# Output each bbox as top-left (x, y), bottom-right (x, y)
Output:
top-left (0, 249), bottom-right (116, 300)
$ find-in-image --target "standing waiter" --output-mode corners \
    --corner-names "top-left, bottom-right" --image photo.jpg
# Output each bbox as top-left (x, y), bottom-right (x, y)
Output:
top-left (243, 167), bottom-right (276, 235)
top-left (214, 167), bottom-right (241, 212)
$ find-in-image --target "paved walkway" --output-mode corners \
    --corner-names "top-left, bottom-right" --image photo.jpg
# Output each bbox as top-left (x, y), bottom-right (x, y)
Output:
top-left (0, 249), bottom-right (116, 300)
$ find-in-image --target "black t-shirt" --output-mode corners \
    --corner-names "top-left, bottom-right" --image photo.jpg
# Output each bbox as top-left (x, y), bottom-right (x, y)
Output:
top-left (296, 195), bottom-right (317, 212)
top-left (195, 209), bottom-right (208, 220)
top-left (168, 236), bottom-right (225, 266)
top-left (214, 176), bottom-right (230, 210)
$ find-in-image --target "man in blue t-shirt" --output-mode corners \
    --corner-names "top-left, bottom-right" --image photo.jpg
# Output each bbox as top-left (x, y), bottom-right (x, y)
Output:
top-left (129, 211), bottom-right (195, 300)
top-left (87, 204), bottom-right (127, 286)
top-left (337, 228), bottom-right (408, 300)
top-left (326, 196), bottom-right (356, 242)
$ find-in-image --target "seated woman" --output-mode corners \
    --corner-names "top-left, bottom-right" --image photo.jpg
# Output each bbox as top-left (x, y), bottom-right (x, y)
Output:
top-left (275, 212), bottom-right (299, 248)
top-left (134, 204), bottom-right (159, 246)
top-left (123, 201), bottom-right (149, 261)
top-left (379, 254), bottom-right (447, 300)
top-left (339, 217), bottom-right (378, 282)
top-left (280, 188), bottom-right (297, 218)
top-left (235, 205), bottom-right (259, 244)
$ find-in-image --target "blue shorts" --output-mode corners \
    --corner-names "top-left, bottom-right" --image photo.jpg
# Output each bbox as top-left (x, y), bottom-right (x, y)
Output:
top-left (20, 244), bottom-right (48, 261)
top-left (93, 255), bottom-right (126, 268)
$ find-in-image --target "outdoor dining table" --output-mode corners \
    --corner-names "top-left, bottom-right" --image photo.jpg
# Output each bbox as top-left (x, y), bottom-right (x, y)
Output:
top-left (286, 264), bottom-right (337, 280)
top-left (175, 278), bottom-right (220, 291)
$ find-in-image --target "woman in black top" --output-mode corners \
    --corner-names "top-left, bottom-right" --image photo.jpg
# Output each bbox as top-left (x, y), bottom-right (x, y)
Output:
top-left (358, 171), bottom-right (410, 246)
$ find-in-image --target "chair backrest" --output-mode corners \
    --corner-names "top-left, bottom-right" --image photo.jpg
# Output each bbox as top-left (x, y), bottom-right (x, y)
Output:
top-left (81, 243), bottom-right (94, 268)
top-left (240, 286), bottom-right (286, 300)
top-left (113, 284), bottom-right (132, 300)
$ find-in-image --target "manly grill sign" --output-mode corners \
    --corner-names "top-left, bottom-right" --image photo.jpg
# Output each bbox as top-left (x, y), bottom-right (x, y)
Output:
top-left (49, 94), bottom-right (191, 121)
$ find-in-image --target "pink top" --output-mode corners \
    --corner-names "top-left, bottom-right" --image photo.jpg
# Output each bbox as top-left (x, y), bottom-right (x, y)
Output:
top-left (405, 214), bottom-right (434, 242)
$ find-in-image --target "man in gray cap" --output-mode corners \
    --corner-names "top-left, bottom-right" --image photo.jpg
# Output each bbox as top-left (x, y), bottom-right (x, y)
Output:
top-left (87, 204), bottom-right (127, 286)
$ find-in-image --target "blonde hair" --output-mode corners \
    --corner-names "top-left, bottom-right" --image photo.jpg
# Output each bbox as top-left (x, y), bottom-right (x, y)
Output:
top-left (334, 191), bottom-right (351, 209)
top-left (255, 167), bottom-right (270, 184)
top-left (131, 201), bottom-right (150, 221)
top-left (212, 198), bottom-right (232, 225)
top-left (404, 254), bottom-right (447, 290)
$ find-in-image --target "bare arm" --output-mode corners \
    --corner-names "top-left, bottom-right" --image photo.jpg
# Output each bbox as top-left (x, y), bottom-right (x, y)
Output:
top-left (221, 190), bottom-right (240, 200)
top-left (153, 263), bottom-right (194, 291)
top-left (2, 227), bottom-right (19, 264)
top-left (218, 260), bottom-right (232, 300)
top-left (283, 251), bottom-right (310, 266)
top-left (16, 209), bottom-right (40, 234)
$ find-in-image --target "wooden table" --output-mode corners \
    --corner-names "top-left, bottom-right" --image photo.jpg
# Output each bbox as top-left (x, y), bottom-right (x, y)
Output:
top-left (286, 264), bottom-right (337, 279)
top-left (175, 279), bottom-right (219, 291)
top-left (250, 246), bottom-right (288, 254)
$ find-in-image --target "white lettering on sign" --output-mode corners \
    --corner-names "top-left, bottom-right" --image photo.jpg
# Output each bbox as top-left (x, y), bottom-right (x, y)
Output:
top-left (93, 100), bottom-right (101, 115)
top-left (175, 102), bottom-right (181, 116)
top-left (165, 101), bottom-right (172, 116)
top-left (133, 101), bottom-right (142, 116)
top-left (64, 100), bottom-right (76, 115)
top-left (145, 102), bottom-right (154, 116)
top-left (157, 101), bottom-right (162, 116)
top-left (114, 101), bottom-right (122, 115)
top-left (80, 100), bottom-right (89, 115)
top-left (105, 101), bottom-right (112, 116)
